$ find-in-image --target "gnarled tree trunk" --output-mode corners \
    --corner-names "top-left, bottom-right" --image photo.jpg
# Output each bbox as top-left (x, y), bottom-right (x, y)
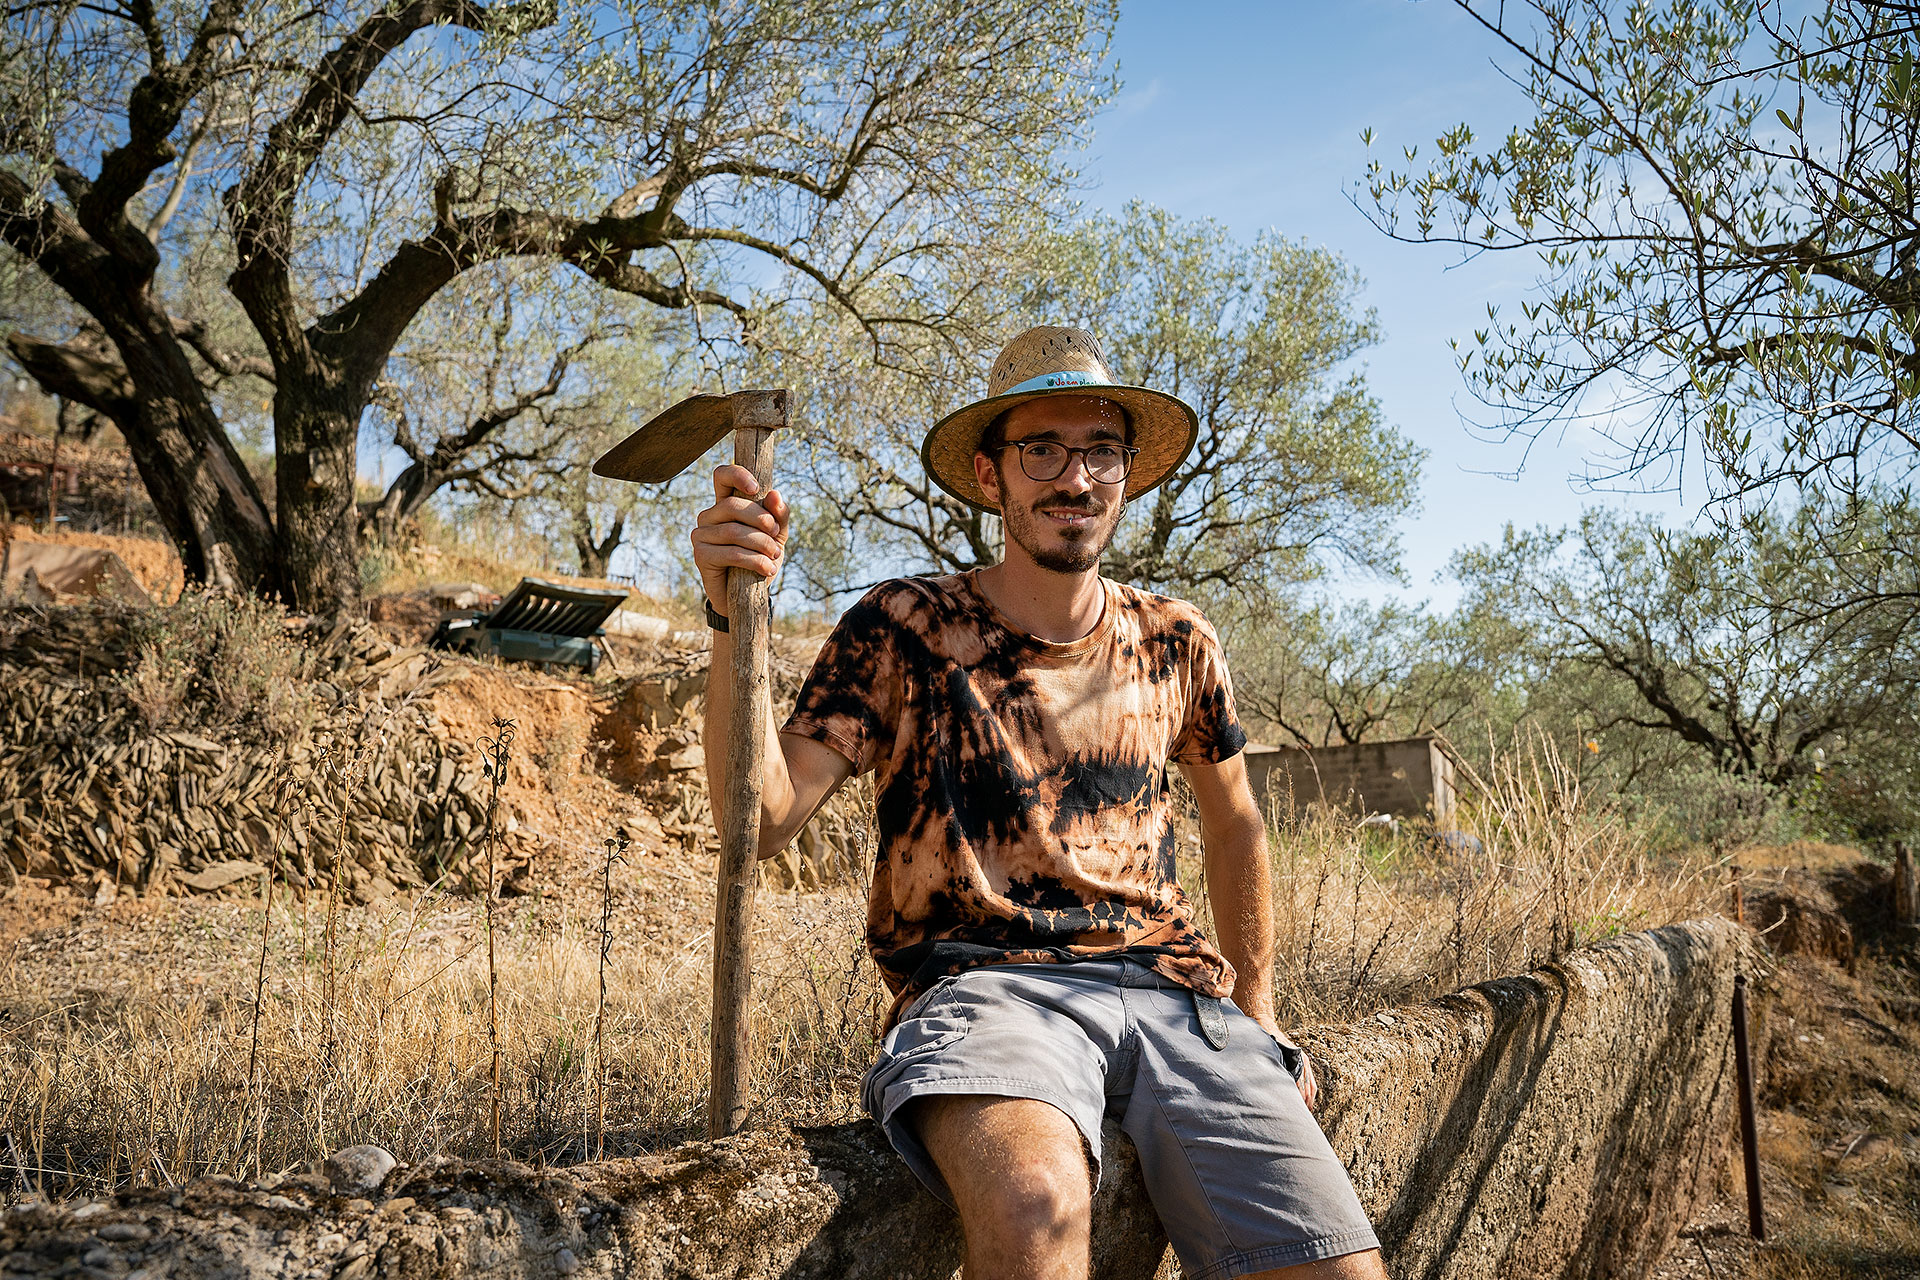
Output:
top-left (272, 374), bottom-right (365, 612)
top-left (0, 243), bottom-right (281, 594)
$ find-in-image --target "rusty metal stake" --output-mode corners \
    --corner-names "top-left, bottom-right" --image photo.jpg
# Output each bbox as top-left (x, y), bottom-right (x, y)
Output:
top-left (1894, 841), bottom-right (1918, 926)
top-left (1732, 974), bottom-right (1766, 1241)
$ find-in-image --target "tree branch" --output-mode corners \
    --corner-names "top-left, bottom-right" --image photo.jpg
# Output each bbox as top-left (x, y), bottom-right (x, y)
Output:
top-left (170, 316), bottom-right (276, 384)
top-left (226, 0), bottom-right (560, 368)
top-left (3, 331), bottom-right (137, 420)
top-left (81, 0), bottom-right (244, 271)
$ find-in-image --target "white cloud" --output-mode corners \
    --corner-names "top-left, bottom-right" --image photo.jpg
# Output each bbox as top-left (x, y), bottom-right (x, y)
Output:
top-left (1111, 76), bottom-right (1164, 119)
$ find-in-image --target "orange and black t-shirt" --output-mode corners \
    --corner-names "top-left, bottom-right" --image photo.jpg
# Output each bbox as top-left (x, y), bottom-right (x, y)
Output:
top-left (783, 570), bottom-right (1248, 1027)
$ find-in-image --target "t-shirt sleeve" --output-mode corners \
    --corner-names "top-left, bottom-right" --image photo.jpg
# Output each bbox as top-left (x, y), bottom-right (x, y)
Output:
top-left (1170, 613), bottom-right (1248, 765)
top-left (781, 588), bottom-right (901, 775)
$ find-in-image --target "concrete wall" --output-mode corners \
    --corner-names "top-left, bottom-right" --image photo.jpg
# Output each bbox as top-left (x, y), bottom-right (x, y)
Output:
top-left (1243, 737), bottom-right (1456, 823)
top-left (0, 919), bottom-right (1750, 1280)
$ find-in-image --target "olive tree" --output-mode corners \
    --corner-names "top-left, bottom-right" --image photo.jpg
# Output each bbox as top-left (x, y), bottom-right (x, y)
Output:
top-left (1450, 497), bottom-right (1920, 789)
top-left (447, 295), bottom-right (717, 584)
top-left (1362, 0), bottom-right (1920, 503)
top-left (778, 203), bottom-right (1424, 614)
top-left (1233, 598), bottom-right (1509, 751)
top-left (358, 265), bottom-right (638, 549)
top-left (0, 0), bottom-right (1115, 609)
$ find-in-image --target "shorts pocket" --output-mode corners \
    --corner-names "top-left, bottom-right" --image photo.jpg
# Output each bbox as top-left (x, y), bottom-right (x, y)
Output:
top-left (880, 990), bottom-right (970, 1058)
top-left (862, 1023), bottom-right (969, 1122)
top-left (895, 971), bottom-right (968, 1023)
top-left (1224, 997), bottom-right (1309, 1083)
top-left (885, 1024), bottom-right (967, 1061)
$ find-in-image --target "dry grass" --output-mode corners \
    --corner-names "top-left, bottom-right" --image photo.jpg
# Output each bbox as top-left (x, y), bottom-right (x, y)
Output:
top-left (1245, 730), bottom-right (1729, 1025)
top-left (1, 729), bottom-right (1726, 1200)
top-left (0, 879), bottom-right (886, 1197)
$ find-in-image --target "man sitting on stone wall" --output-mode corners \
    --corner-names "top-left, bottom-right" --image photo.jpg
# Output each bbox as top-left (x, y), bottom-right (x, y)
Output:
top-left (690, 326), bottom-right (1387, 1280)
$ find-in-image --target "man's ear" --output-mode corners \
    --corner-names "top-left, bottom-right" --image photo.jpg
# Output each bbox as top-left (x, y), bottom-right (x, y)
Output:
top-left (973, 451), bottom-right (1002, 509)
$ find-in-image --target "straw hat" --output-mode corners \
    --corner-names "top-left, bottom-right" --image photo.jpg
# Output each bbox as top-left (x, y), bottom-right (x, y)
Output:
top-left (921, 326), bottom-right (1199, 512)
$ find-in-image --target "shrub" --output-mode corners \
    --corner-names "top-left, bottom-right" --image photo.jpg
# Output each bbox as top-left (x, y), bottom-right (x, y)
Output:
top-left (118, 589), bottom-right (319, 743)
top-left (1613, 761), bottom-right (1823, 855)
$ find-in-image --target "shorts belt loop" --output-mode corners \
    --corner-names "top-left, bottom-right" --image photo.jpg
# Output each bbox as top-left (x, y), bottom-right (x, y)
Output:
top-left (1192, 991), bottom-right (1230, 1050)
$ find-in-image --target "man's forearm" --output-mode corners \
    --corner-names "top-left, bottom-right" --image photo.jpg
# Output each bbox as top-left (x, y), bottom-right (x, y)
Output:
top-left (1204, 811), bottom-right (1277, 1025)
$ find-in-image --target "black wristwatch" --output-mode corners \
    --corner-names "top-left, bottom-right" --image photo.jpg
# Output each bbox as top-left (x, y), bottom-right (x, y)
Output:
top-left (704, 597), bottom-right (730, 633)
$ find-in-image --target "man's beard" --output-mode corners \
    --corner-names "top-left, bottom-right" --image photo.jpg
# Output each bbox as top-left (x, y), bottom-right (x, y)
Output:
top-left (998, 478), bottom-right (1124, 574)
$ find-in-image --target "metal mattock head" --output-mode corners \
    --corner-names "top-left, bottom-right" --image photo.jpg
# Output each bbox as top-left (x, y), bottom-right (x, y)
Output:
top-left (590, 389), bottom-right (791, 484)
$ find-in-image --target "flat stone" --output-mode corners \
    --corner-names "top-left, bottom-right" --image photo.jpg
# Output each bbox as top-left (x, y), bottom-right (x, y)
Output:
top-left (95, 1223), bottom-right (149, 1242)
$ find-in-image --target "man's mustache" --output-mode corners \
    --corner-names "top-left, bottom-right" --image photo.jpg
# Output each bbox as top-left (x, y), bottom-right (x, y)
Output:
top-left (1034, 493), bottom-right (1105, 514)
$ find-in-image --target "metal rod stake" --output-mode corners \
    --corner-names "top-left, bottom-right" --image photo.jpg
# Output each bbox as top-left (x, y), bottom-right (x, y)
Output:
top-left (1732, 973), bottom-right (1766, 1242)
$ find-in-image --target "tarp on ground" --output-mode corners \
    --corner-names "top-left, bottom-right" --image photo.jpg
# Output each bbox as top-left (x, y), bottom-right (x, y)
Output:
top-left (1, 540), bottom-right (151, 605)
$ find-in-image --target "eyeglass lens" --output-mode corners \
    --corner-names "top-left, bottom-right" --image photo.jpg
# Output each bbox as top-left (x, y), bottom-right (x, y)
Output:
top-left (1013, 442), bottom-right (1134, 484)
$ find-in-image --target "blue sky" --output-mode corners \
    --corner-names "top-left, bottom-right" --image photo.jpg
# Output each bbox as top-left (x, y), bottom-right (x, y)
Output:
top-left (1084, 0), bottom-right (1699, 605)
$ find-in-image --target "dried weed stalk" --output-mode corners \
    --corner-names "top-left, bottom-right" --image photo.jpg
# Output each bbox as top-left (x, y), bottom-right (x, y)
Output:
top-left (594, 835), bottom-right (626, 1160)
top-left (245, 760), bottom-right (303, 1176)
top-left (479, 717), bottom-right (517, 1159)
top-left (1265, 727), bottom-right (1722, 1026)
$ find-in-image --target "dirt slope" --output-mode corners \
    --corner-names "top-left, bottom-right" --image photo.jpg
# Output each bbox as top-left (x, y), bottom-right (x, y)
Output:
top-left (1655, 853), bottom-right (1920, 1280)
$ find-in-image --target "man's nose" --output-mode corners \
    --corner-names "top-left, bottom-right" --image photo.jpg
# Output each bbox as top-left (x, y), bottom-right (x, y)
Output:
top-left (1052, 455), bottom-right (1096, 492)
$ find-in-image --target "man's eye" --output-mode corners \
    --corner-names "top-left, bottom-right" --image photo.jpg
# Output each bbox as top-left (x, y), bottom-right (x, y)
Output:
top-left (1086, 446), bottom-right (1122, 464)
top-left (1022, 442), bottom-right (1063, 460)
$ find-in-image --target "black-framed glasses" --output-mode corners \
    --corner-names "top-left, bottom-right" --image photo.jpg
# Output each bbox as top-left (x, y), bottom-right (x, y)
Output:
top-left (999, 440), bottom-right (1139, 484)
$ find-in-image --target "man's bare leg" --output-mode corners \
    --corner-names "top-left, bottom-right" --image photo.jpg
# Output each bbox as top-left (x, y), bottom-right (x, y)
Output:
top-left (910, 1096), bottom-right (1388, 1280)
top-left (1250, 1250), bottom-right (1390, 1279)
top-left (910, 1095), bottom-right (1093, 1280)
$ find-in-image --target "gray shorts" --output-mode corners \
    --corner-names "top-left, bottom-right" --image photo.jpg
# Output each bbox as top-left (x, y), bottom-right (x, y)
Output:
top-left (861, 959), bottom-right (1380, 1280)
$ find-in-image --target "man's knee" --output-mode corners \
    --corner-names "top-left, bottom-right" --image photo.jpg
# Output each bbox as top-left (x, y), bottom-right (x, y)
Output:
top-left (908, 1094), bottom-right (1092, 1235)
top-left (979, 1142), bottom-right (1092, 1241)
top-left (1249, 1247), bottom-right (1390, 1280)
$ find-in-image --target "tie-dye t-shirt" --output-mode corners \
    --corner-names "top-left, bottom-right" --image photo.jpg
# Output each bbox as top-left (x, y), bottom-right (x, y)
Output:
top-left (782, 569), bottom-right (1248, 1027)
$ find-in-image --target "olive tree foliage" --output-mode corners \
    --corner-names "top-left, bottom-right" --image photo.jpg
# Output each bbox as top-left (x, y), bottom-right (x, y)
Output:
top-left (0, 0), bottom-right (1117, 611)
top-left (448, 289), bottom-right (717, 584)
top-left (1450, 498), bottom-right (1920, 792)
top-left (769, 313), bottom-right (998, 597)
top-left (1361, 0), bottom-right (1920, 503)
top-left (776, 203), bottom-right (1424, 615)
top-left (1232, 598), bottom-right (1513, 751)
top-left (358, 264), bottom-right (644, 551)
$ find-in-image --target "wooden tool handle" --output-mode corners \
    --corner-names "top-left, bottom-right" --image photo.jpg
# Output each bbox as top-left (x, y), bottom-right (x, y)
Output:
top-left (709, 396), bottom-right (781, 1137)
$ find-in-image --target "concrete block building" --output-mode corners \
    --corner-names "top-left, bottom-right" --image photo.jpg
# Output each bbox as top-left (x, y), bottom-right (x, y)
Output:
top-left (1241, 736), bottom-right (1455, 824)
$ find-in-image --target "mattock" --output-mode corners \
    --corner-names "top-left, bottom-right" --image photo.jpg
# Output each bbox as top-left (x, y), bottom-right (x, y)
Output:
top-left (593, 388), bottom-right (789, 1137)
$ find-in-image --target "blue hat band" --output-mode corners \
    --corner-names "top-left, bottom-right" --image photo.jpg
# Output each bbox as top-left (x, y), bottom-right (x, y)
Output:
top-left (1002, 369), bottom-right (1111, 395)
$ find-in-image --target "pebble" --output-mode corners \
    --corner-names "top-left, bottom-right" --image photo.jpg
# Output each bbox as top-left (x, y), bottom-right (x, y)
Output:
top-left (554, 1246), bottom-right (580, 1275)
top-left (96, 1222), bottom-right (150, 1242)
top-left (323, 1145), bottom-right (396, 1197)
